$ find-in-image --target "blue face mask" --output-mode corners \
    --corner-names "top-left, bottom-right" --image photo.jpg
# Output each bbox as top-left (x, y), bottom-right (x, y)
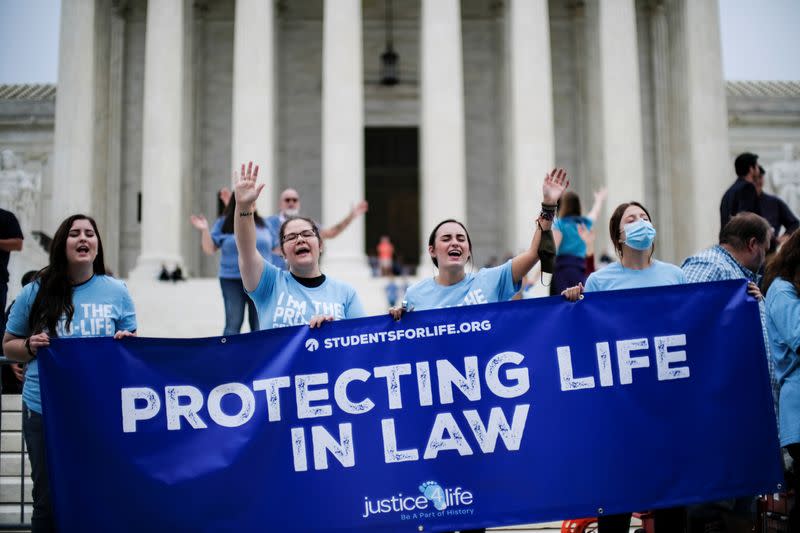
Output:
top-left (623, 219), bottom-right (656, 251)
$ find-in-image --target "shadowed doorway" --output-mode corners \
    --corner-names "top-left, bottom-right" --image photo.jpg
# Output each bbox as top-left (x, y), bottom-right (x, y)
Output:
top-left (364, 127), bottom-right (420, 271)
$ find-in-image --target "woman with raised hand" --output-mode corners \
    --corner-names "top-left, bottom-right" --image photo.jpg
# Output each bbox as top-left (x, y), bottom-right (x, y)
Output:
top-left (2, 214), bottom-right (137, 532)
top-left (763, 231), bottom-right (800, 529)
top-left (190, 190), bottom-right (273, 335)
top-left (234, 162), bottom-right (364, 329)
top-left (390, 168), bottom-right (568, 315)
top-left (387, 168), bottom-right (569, 533)
top-left (561, 201), bottom-right (686, 533)
top-left (550, 187), bottom-right (606, 295)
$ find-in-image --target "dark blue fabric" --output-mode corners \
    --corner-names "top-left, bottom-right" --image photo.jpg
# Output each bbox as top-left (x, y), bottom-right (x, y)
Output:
top-left (550, 253), bottom-right (587, 296)
top-left (38, 280), bottom-right (782, 533)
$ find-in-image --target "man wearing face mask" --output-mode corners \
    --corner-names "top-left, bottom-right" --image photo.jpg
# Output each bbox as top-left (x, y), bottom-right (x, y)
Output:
top-left (264, 188), bottom-right (368, 269)
top-left (681, 212), bottom-right (776, 532)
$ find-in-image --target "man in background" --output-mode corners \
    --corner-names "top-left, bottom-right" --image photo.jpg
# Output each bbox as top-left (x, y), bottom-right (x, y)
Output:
top-left (720, 152), bottom-right (761, 228)
top-left (755, 165), bottom-right (799, 251)
top-left (265, 188), bottom-right (368, 269)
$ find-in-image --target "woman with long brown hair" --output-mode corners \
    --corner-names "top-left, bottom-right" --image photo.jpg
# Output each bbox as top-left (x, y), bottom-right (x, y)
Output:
top-left (2, 214), bottom-right (136, 532)
top-left (764, 231), bottom-right (800, 528)
top-left (562, 201), bottom-right (687, 533)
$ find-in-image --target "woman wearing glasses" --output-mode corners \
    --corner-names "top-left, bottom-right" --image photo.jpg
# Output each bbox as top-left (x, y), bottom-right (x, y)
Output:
top-left (234, 162), bottom-right (365, 329)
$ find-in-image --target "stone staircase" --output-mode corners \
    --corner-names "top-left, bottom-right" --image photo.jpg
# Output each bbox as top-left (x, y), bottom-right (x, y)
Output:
top-left (125, 274), bottom-right (421, 338)
top-left (0, 394), bottom-right (32, 527)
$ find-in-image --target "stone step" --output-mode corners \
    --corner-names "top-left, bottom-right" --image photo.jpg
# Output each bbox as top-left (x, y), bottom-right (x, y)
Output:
top-left (0, 478), bottom-right (32, 504)
top-left (0, 453), bottom-right (30, 477)
top-left (0, 503), bottom-right (31, 526)
top-left (0, 412), bottom-right (22, 432)
top-left (0, 432), bottom-right (25, 454)
top-left (126, 276), bottom-right (425, 338)
top-left (0, 395), bottom-right (22, 413)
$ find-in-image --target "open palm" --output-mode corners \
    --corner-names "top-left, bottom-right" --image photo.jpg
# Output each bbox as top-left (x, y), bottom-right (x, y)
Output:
top-left (234, 161), bottom-right (264, 206)
top-left (189, 214), bottom-right (208, 231)
top-left (542, 168), bottom-right (569, 204)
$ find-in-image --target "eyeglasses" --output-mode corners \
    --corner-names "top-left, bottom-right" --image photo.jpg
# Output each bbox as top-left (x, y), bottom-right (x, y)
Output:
top-left (283, 197), bottom-right (299, 203)
top-left (282, 229), bottom-right (317, 243)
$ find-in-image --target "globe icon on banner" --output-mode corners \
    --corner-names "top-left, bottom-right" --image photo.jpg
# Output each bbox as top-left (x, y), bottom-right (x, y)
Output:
top-left (305, 339), bottom-right (319, 352)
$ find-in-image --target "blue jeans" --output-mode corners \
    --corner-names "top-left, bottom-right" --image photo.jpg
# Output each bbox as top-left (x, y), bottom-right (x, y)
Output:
top-left (23, 404), bottom-right (55, 532)
top-left (219, 277), bottom-right (258, 335)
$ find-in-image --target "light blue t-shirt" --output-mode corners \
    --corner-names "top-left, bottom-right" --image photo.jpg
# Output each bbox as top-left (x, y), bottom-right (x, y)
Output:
top-left (247, 260), bottom-right (365, 329)
top-left (5, 275), bottom-right (137, 414)
top-left (264, 214), bottom-right (286, 270)
top-left (210, 217), bottom-right (274, 279)
top-left (555, 216), bottom-right (592, 258)
top-left (584, 260), bottom-right (686, 293)
top-left (404, 260), bottom-right (521, 311)
top-left (765, 278), bottom-right (800, 446)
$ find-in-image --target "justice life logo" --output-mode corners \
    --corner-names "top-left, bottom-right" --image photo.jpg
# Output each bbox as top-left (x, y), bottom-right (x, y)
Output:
top-left (361, 481), bottom-right (474, 519)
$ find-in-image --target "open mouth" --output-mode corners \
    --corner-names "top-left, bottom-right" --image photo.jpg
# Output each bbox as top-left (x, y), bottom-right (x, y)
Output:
top-left (76, 245), bottom-right (91, 254)
top-left (295, 245), bottom-right (311, 257)
top-left (447, 249), bottom-right (462, 258)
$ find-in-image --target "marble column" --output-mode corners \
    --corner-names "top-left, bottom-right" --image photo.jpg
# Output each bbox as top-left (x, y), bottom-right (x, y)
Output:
top-left (321, 0), bottom-right (367, 269)
top-left (51, 0), bottom-right (101, 229)
top-left (131, 0), bottom-right (189, 278)
top-left (598, 0), bottom-right (645, 223)
top-left (670, 0), bottom-right (730, 261)
top-left (420, 0), bottom-right (466, 266)
top-left (104, 5), bottom-right (126, 275)
top-left (506, 0), bottom-right (555, 253)
top-left (650, 0), bottom-right (675, 262)
top-left (232, 0), bottom-right (275, 213)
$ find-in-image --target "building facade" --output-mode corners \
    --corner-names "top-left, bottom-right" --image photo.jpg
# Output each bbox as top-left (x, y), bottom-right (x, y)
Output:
top-left (0, 0), bottom-right (760, 279)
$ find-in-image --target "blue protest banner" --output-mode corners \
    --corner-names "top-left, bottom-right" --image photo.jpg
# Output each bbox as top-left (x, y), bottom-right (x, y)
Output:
top-left (38, 279), bottom-right (781, 532)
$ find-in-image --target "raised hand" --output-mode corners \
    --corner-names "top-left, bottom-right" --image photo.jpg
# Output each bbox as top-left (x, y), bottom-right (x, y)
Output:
top-left (189, 214), bottom-right (209, 231)
top-left (351, 200), bottom-right (369, 217)
top-left (594, 187), bottom-right (608, 204)
top-left (543, 168), bottom-right (569, 205)
top-left (218, 187), bottom-right (232, 207)
top-left (234, 161), bottom-right (264, 207)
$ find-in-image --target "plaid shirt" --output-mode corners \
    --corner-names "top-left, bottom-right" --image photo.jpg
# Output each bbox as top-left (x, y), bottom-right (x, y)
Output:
top-left (681, 245), bottom-right (778, 405)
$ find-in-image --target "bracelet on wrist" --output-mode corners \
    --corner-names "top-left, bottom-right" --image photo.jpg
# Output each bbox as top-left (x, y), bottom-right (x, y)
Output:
top-left (539, 210), bottom-right (555, 221)
top-left (24, 337), bottom-right (35, 358)
top-left (239, 211), bottom-right (253, 217)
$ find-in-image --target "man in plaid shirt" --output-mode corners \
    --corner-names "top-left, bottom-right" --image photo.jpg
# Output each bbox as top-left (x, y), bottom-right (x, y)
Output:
top-left (682, 212), bottom-right (775, 393)
top-left (681, 212), bottom-right (775, 531)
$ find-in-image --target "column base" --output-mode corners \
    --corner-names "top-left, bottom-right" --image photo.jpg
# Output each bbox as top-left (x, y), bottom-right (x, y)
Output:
top-left (128, 253), bottom-right (185, 281)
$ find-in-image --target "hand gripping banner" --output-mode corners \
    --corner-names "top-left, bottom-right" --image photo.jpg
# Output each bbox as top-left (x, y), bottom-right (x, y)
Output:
top-left (38, 279), bottom-right (782, 532)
